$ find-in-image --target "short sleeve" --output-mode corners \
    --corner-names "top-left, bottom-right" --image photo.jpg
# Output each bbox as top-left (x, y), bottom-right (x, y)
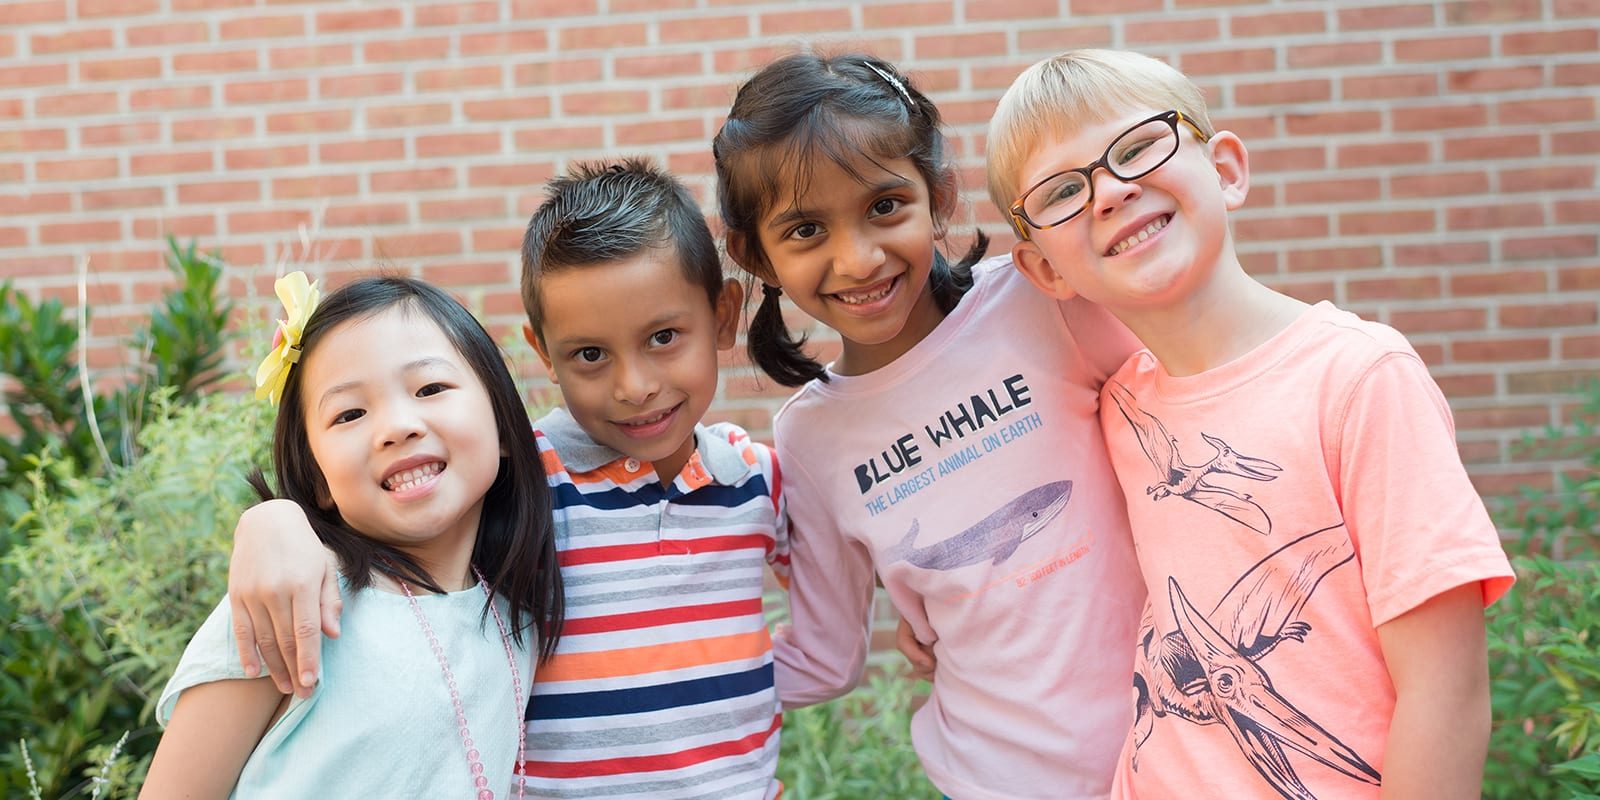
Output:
top-left (764, 446), bottom-right (792, 587)
top-left (1335, 354), bottom-right (1515, 626)
top-left (157, 596), bottom-right (256, 725)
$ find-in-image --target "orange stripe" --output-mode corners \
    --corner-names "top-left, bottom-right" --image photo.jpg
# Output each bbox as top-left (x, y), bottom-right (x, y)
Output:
top-left (538, 630), bottom-right (771, 683)
top-left (539, 444), bottom-right (655, 486)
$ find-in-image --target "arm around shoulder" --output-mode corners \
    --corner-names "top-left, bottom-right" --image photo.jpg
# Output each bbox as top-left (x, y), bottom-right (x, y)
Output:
top-left (228, 498), bottom-right (342, 698)
top-left (1058, 296), bottom-right (1141, 384)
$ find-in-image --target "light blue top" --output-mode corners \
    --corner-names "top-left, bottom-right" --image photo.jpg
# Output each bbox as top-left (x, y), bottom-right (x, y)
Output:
top-left (158, 578), bottom-right (534, 798)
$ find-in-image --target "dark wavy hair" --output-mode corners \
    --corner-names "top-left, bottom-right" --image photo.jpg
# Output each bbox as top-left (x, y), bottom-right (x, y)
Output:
top-left (713, 52), bottom-right (988, 387)
top-left (252, 276), bottom-right (563, 660)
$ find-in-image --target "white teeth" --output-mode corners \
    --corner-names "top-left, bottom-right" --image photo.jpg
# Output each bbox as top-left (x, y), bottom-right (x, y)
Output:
top-left (834, 281), bottom-right (893, 305)
top-left (1111, 216), bottom-right (1170, 256)
top-left (384, 461), bottom-right (443, 492)
top-left (626, 409), bottom-right (670, 426)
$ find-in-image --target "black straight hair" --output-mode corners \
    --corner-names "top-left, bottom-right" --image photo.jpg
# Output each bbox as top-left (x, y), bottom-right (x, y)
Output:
top-left (252, 275), bottom-right (563, 661)
top-left (713, 52), bottom-right (987, 387)
top-left (520, 157), bottom-right (724, 342)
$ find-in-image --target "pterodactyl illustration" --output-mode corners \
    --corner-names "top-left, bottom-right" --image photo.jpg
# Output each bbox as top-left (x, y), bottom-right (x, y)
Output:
top-left (1106, 381), bottom-right (1283, 534)
top-left (1129, 525), bottom-right (1381, 799)
top-left (882, 481), bottom-right (1071, 570)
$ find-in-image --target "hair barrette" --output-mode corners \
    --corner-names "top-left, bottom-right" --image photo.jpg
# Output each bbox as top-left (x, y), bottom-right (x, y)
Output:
top-left (863, 62), bottom-right (916, 109)
top-left (255, 270), bottom-right (321, 406)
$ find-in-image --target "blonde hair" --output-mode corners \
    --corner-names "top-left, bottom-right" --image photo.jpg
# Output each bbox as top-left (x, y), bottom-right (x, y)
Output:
top-left (986, 49), bottom-right (1213, 232)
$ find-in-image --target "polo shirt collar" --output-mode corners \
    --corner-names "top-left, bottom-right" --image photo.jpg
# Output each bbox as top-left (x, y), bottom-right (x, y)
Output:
top-left (535, 406), bottom-right (751, 485)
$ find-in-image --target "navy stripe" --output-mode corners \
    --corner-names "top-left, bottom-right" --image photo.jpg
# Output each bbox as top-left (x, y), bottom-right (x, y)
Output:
top-left (670, 476), bottom-right (769, 507)
top-left (526, 663), bottom-right (774, 721)
top-left (553, 477), bottom-right (770, 512)
top-left (551, 481), bottom-right (653, 512)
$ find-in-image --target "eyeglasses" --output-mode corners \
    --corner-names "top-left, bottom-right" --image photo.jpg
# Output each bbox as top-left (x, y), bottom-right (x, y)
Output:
top-left (1009, 110), bottom-right (1209, 239)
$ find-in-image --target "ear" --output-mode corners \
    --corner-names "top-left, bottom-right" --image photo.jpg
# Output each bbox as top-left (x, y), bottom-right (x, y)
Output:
top-left (712, 278), bottom-right (744, 351)
top-left (726, 232), bottom-right (775, 284)
top-left (1207, 131), bottom-right (1250, 212)
top-left (1011, 239), bottom-right (1078, 301)
top-left (523, 321), bottom-right (558, 384)
top-left (929, 171), bottom-right (959, 241)
top-left (313, 476), bottom-right (336, 512)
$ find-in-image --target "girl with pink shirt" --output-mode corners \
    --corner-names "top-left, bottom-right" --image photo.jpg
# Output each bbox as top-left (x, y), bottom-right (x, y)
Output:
top-left (713, 53), bottom-right (1145, 800)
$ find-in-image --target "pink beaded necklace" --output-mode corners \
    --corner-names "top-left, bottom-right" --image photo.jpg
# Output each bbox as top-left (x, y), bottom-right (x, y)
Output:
top-left (397, 567), bottom-right (527, 800)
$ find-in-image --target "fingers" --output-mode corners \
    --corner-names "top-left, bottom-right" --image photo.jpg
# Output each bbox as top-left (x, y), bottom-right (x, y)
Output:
top-left (895, 616), bottom-right (937, 681)
top-left (259, 593), bottom-right (298, 696)
top-left (229, 593), bottom-right (261, 680)
top-left (320, 552), bottom-right (343, 638)
top-left (290, 582), bottom-right (329, 697)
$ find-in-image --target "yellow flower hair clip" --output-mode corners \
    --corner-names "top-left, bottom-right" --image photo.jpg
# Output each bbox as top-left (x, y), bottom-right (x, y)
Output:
top-left (255, 271), bottom-right (321, 406)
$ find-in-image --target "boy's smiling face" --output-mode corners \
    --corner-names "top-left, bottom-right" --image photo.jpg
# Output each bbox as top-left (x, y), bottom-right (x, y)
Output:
top-left (1010, 106), bottom-right (1249, 318)
top-left (526, 247), bottom-right (742, 482)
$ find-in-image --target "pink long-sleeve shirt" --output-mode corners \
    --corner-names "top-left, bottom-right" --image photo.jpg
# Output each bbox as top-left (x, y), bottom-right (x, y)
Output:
top-left (771, 256), bottom-right (1146, 800)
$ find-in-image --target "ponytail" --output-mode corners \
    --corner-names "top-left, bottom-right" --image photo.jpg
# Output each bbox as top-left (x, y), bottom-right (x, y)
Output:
top-left (930, 230), bottom-right (987, 314)
top-left (748, 283), bottom-right (827, 388)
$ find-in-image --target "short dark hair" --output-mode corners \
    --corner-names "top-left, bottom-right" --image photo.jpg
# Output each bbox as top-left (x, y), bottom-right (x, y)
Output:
top-left (520, 158), bottom-right (723, 340)
top-left (253, 275), bottom-right (564, 660)
top-left (713, 52), bottom-right (986, 387)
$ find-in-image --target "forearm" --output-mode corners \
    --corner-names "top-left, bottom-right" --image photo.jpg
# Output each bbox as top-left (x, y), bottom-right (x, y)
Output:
top-left (772, 575), bottom-right (875, 708)
top-left (1379, 679), bottom-right (1489, 799)
top-left (1375, 583), bottom-right (1491, 800)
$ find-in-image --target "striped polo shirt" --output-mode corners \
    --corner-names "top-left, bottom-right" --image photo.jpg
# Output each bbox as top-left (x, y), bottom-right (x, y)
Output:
top-left (520, 407), bottom-right (789, 799)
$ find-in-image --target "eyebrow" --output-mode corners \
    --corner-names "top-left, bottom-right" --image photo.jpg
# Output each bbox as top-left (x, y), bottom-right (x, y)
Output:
top-left (316, 356), bottom-right (459, 412)
top-left (548, 309), bottom-right (694, 351)
top-left (763, 175), bottom-right (916, 232)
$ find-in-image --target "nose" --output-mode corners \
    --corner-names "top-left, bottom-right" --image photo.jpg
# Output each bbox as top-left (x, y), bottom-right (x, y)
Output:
top-left (1091, 167), bottom-right (1141, 220)
top-left (613, 356), bottom-right (661, 406)
top-left (831, 227), bottom-right (886, 280)
top-left (376, 401), bottom-right (426, 449)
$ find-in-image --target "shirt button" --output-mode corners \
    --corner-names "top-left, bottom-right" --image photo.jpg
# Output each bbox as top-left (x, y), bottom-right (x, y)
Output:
top-left (624, 457), bottom-right (641, 472)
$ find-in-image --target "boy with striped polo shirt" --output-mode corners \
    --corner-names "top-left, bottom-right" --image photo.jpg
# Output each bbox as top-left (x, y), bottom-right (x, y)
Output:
top-left (515, 159), bottom-right (789, 798)
top-left (227, 159), bottom-right (790, 799)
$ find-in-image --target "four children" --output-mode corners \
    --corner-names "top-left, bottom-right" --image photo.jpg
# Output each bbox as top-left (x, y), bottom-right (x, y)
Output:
top-left (155, 44), bottom-right (1513, 800)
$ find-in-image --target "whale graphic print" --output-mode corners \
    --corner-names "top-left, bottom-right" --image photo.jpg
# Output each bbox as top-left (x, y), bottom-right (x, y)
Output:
top-left (882, 481), bottom-right (1072, 570)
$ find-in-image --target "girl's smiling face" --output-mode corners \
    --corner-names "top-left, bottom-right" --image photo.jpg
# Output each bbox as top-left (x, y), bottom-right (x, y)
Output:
top-left (749, 153), bottom-right (950, 377)
top-left (299, 305), bottom-right (502, 583)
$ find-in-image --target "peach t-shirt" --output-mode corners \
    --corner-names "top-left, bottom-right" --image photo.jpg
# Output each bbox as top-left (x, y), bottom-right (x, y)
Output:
top-left (1100, 302), bottom-right (1513, 800)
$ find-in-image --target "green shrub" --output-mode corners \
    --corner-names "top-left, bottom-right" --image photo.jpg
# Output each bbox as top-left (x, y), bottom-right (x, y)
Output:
top-left (1485, 380), bottom-right (1600, 799)
top-left (0, 236), bottom-right (234, 512)
top-left (777, 668), bottom-right (940, 800)
top-left (0, 239), bottom-right (240, 799)
top-left (4, 392), bottom-right (270, 798)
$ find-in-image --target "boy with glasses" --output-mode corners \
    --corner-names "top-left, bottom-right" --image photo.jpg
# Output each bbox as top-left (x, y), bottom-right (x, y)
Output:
top-left (992, 50), bottom-right (1514, 798)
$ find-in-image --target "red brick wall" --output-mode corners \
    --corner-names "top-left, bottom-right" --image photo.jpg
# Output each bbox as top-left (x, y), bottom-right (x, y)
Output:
top-left (2, 0), bottom-right (1596, 499)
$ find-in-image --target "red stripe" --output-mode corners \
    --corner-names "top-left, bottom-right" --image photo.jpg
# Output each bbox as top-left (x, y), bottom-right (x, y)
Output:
top-left (767, 449), bottom-right (783, 517)
top-left (560, 533), bottom-right (775, 567)
top-left (561, 598), bottom-right (764, 636)
top-left (520, 714), bottom-right (781, 779)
